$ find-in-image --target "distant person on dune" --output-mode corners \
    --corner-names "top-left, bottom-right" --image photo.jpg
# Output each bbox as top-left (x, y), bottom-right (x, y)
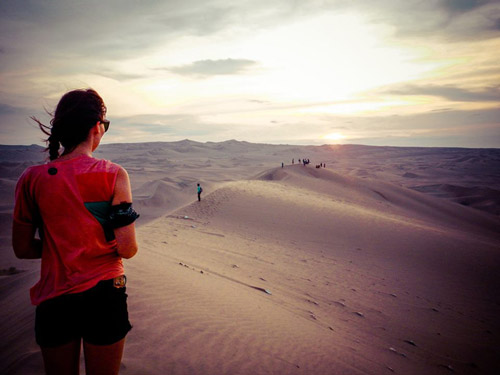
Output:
top-left (197, 183), bottom-right (203, 201)
top-left (12, 89), bottom-right (139, 375)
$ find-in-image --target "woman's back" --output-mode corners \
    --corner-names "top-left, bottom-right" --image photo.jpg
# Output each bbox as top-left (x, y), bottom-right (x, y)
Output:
top-left (15, 155), bottom-right (124, 305)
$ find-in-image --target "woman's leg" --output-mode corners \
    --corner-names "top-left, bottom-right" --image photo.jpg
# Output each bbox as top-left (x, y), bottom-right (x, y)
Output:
top-left (41, 339), bottom-right (81, 375)
top-left (83, 338), bottom-right (125, 375)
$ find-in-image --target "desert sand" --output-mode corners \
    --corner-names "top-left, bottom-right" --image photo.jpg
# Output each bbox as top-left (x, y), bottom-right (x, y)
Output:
top-left (0, 140), bottom-right (499, 375)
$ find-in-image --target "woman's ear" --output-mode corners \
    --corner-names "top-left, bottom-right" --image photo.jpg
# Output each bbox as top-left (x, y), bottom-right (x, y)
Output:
top-left (90, 121), bottom-right (104, 151)
top-left (92, 121), bottom-right (101, 133)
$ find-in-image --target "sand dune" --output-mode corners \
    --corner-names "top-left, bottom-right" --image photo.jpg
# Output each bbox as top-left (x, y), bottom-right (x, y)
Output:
top-left (1, 141), bottom-right (499, 374)
top-left (123, 165), bottom-right (499, 374)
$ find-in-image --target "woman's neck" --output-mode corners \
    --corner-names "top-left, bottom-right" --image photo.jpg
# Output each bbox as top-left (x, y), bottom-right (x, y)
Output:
top-left (57, 141), bottom-right (93, 161)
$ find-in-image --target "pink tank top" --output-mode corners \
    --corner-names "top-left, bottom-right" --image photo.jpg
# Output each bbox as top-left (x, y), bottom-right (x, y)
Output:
top-left (13, 155), bottom-right (125, 305)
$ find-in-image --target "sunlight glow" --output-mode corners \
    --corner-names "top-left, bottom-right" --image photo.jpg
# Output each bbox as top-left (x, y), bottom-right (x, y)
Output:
top-left (322, 133), bottom-right (346, 141)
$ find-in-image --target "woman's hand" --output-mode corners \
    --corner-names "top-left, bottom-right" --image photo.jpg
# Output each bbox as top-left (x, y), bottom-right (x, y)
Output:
top-left (12, 224), bottom-right (42, 259)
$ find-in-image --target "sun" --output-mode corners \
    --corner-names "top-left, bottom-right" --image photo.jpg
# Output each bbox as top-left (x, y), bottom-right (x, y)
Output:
top-left (322, 132), bottom-right (346, 142)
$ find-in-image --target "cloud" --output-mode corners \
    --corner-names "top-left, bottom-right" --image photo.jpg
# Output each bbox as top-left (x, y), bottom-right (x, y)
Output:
top-left (91, 70), bottom-right (146, 82)
top-left (0, 1), bottom-right (296, 67)
top-left (384, 84), bottom-right (500, 102)
top-left (0, 102), bottom-right (23, 115)
top-left (441, 0), bottom-right (490, 13)
top-left (0, 0), bottom-right (237, 72)
top-left (341, 0), bottom-right (500, 41)
top-left (248, 99), bottom-right (271, 104)
top-left (1, 0), bottom-right (497, 80)
top-left (167, 59), bottom-right (258, 77)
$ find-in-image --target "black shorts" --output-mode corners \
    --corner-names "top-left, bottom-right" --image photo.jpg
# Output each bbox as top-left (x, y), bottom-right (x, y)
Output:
top-left (35, 278), bottom-right (132, 347)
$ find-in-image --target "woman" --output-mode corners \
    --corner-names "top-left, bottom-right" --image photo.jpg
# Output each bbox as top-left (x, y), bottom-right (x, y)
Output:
top-left (12, 89), bottom-right (139, 375)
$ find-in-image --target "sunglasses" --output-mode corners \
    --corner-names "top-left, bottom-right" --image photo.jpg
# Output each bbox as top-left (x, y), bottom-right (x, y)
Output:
top-left (100, 119), bottom-right (110, 132)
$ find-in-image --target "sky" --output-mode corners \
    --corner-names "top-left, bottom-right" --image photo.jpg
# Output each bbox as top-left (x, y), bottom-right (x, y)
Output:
top-left (1, 0), bottom-right (499, 148)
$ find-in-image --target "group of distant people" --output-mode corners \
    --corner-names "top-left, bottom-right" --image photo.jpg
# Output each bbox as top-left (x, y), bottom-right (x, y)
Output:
top-left (291, 158), bottom-right (311, 165)
top-left (283, 158), bottom-right (326, 168)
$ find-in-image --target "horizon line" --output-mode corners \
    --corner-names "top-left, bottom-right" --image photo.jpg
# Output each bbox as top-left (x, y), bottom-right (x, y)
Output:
top-left (0, 139), bottom-right (499, 150)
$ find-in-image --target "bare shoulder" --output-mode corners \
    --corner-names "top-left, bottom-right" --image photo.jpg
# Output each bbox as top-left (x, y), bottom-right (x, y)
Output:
top-left (113, 166), bottom-right (132, 203)
top-left (116, 165), bottom-right (130, 179)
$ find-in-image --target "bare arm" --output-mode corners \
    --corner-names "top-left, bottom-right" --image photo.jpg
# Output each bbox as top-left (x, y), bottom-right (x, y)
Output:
top-left (12, 223), bottom-right (42, 259)
top-left (112, 167), bottom-right (138, 259)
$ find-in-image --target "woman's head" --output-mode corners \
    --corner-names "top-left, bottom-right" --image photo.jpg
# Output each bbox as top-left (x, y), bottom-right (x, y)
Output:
top-left (33, 89), bottom-right (107, 160)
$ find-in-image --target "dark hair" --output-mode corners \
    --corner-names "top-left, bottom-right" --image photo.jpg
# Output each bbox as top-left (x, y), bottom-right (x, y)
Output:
top-left (32, 89), bottom-right (107, 160)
